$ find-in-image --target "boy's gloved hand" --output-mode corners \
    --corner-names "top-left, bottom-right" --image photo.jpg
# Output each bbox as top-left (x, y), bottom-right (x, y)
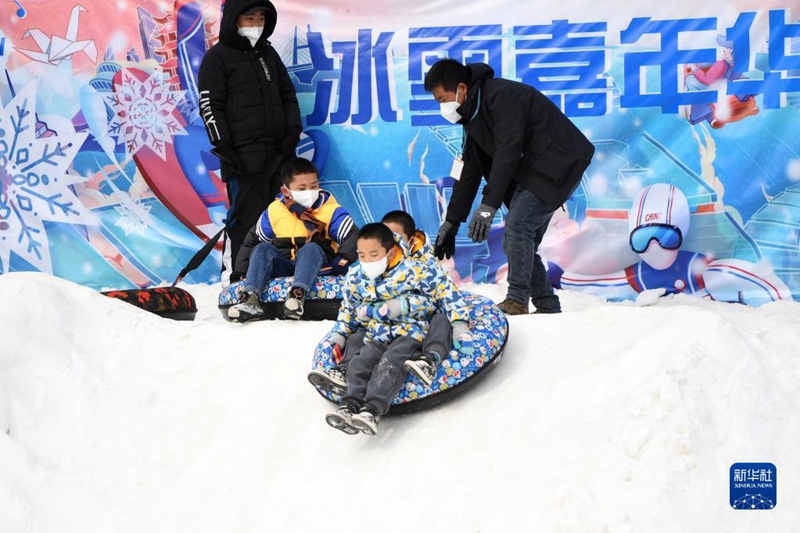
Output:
top-left (328, 254), bottom-right (351, 276)
top-left (467, 203), bottom-right (497, 243)
top-left (287, 201), bottom-right (308, 215)
top-left (357, 297), bottom-right (409, 321)
top-left (434, 221), bottom-right (459, 260)
top-left (451, 320), bottom-right (474, 355)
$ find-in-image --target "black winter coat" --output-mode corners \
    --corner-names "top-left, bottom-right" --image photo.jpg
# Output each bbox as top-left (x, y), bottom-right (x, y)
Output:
top-left (198, 0), bottom-right (302, 175)
top-left (446, 63), bottom-right (595, 221)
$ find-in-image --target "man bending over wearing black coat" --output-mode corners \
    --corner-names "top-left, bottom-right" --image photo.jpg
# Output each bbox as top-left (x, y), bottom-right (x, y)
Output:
top-left (424, 59), bottom-right (595, 315)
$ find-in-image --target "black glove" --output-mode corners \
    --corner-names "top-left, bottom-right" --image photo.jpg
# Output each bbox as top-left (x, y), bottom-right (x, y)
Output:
top-left (467, 203), bottom-right (497, 243)
top-left (281, 135), bottom-right (299, 159)
top-left (327, 254), bottom-right (351, 276)
top-left (211, 144), bottom-right (245, 175)
top-left (434, 220), bottom-right (459, 260)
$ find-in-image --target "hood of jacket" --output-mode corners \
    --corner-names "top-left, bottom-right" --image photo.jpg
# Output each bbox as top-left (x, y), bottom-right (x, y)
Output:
top-left (466, 62), bottom-right (495, 88)
top-left (219, 0), bottom-right (278, 49)
top-left (457, 62), bottom-right (495, 124)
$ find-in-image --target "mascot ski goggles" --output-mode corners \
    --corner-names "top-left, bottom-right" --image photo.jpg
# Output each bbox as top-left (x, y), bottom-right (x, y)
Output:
top-left (629, 223), bottom-right (683, 253)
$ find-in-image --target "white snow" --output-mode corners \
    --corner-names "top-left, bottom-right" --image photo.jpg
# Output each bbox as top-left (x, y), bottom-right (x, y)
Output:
top-left (1, 271), bottom-right (799, 532)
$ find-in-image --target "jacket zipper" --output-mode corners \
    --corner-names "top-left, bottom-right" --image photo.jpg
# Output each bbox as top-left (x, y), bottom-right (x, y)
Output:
top-left (254, 51), bottom-right (272, 82)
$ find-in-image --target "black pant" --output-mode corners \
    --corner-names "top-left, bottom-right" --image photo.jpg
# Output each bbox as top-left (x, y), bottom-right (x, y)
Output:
top-left (421, 313), bottom-right (452, 362)
top-left (343, 336), bottom-right (423, 416)
top-left (221, 155), bottom-right (284, 284)
top-left (339, 330), bottom-right (366, 369)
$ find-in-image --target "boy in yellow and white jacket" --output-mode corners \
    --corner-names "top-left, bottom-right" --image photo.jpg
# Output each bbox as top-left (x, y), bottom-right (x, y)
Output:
top-left (229, 158), bottom-right (356, 321)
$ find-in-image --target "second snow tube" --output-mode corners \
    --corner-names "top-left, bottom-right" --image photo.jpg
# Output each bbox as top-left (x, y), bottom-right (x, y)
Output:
top-left (218, 276), bottom-right (345, 321)
top-left (309, 292), bottom-right (508, 415)
top-left (102, 287), bottom-right (197, 321)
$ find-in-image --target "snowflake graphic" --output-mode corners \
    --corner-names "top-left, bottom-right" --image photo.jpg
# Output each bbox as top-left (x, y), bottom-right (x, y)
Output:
top-left (0, 85), bottom-right (94, 274)
top-left (106, 69), bottom-right (187, 161)
top-left (114, 199), bottom-right (151, 236)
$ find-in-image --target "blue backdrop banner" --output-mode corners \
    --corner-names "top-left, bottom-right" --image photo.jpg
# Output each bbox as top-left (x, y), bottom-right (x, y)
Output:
top-left (1, 1), bottom-right (799, 306)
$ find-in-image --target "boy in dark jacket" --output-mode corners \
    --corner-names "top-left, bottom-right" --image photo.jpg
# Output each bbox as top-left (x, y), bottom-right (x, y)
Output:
top-left (198, 0), bottom-right (302, 285)
top-left (228, 158), bottom-right (356, 322)
top-left (424, 59), bottom-right (595, 315)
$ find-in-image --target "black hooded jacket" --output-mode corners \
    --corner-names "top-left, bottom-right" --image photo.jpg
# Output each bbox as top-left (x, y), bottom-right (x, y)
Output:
top-left (198, 0), bottom-right (301, 159)
top-left (446, 63), bottom-right (595, 221)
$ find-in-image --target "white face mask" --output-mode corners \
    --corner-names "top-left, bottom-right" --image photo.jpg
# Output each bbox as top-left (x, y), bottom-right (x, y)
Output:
top-left (440, 86), bottom-right (462, 124)
top-left (361, 256), bottom-right (388, 280)
top-left (289, 189), bottom-right (319, 209)
top-left (237, 26), bottom-right (263, 47)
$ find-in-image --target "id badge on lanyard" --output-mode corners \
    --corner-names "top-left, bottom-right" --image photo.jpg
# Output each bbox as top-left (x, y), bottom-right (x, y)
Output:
top-left (450, 157), bottom-right (464, 181)
top-left (451, 128), bottom-right (468, 181)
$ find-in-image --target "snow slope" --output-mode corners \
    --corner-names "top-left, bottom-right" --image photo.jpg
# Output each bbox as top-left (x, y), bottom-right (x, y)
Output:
top-left (1, 272), bottom-right (799, 532)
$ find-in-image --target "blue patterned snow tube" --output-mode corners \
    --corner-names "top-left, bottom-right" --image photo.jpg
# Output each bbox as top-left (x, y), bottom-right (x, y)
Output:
top-left (218, 276), bottom-right (345, 321)
top-left (311, 292), bottom-right (508, 414)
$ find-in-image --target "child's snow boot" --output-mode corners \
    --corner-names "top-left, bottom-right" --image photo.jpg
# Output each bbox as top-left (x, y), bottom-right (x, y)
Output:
top-left (284, 286), bottom-right (306, 320)
top-left (228, 291), bottom-right (264, 322)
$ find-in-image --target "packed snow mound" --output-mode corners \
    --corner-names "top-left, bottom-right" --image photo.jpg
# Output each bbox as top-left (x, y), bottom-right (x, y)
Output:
top-left (1, 272), bottom-right (799, 532)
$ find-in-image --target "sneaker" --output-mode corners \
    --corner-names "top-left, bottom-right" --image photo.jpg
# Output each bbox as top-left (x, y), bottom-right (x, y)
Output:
top-left (307, 366), bottom-right (347, 395)
top-left (228, 291), bottom-right (264, 322)
top-left (497, 298), bottom-right (529, 316)
top-left (403, 357), bottom-right (437, 388)
top-left (284, 286), bottom-right (306, 320)
top-left (325, 405), bottom-right (359, 435)
top-left (351, 408), bottom-right (380, 436)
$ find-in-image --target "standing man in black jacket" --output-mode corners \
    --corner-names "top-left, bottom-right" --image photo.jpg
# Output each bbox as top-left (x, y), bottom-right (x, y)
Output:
top-left (199, 0), bottom-right (302, 285)
top-left (424, 59), bottom-right (595, 315)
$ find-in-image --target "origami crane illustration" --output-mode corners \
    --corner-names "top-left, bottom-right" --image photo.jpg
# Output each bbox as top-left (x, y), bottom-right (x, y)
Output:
top-left (16, 5), bottom-right (97, 66)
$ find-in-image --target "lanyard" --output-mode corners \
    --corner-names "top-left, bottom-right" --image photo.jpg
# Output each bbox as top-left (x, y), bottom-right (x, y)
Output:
top-left (460, 87), bottom-right (482, 157)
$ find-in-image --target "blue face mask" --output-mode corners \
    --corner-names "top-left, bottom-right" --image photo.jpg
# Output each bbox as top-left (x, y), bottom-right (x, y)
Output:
top-left (629, 223), bottom-right (683, 253)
